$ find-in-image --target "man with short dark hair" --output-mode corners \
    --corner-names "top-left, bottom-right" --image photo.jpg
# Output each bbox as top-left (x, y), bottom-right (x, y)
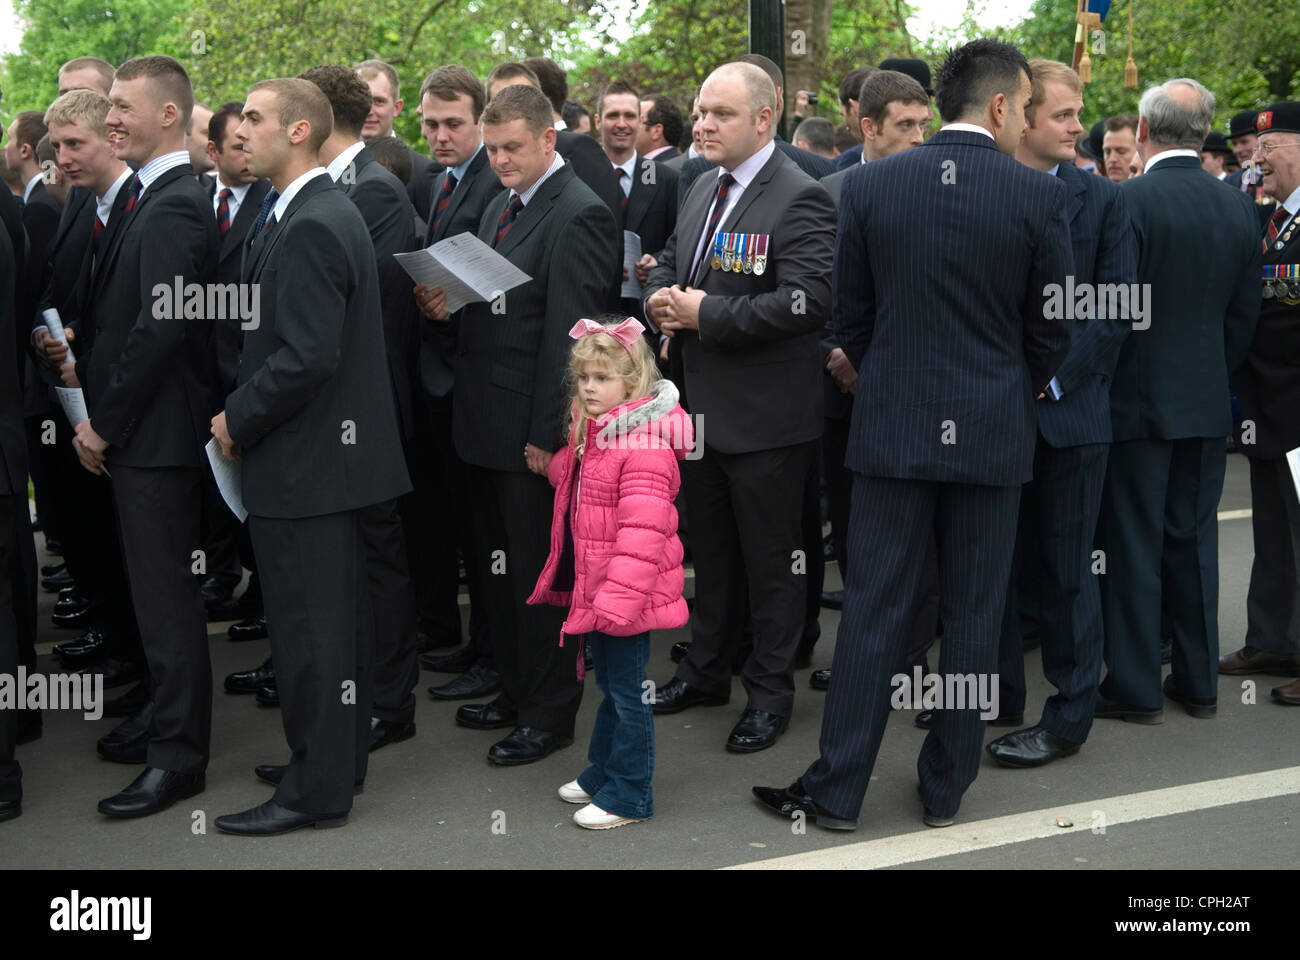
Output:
top-left (561, 99), bottom-right (590, 135)
top-left (638, 94), bottom-right (683, 162)
top-left (187, 102), bottom-right (214, 175)
top-left (1103, 112), bottom-right (1139, 182)
top-left (58, 56), bottom-right (114, 97)
top-left (793, 117), bottom-right (835, 158)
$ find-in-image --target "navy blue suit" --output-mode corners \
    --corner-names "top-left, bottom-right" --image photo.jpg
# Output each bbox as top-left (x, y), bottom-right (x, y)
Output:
top-left (800, 128), bottom-right (1073, 821)
top-left (997, 161), bottom-right (1137, 743)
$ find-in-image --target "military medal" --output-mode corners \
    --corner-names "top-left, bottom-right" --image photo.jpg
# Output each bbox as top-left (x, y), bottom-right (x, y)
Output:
top-left (733, 233), bottom-right (745, 273)
top-left (753, 235), bottom-right (768, 276)
top-left (710, 232), bottom-right (723, 271)
top-left (1263, 281), bottom-right (1275, 299)
top-left (722, 233), bottom-right (734, 271)
top-left (741, 234), bottom-right (753, 274)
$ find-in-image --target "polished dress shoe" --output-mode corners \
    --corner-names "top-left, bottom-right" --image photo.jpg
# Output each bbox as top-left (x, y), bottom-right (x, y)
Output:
top-left (103, 680), bottom-right (151, 718)
top-left (987, 725), bottom-right (1081, 767)
top-left (98, 766), bottom-right (204, 817)
top-left (650, 676), bottom-right (729, 715)
top-left (0, 797), bottom-right (20, 823)
top-left (419, 645), bottom-right (476, 673)
top-left (819, 590), bottom-right (844, 610)
top-left (41, 560), bottom-right (66, 578)
top-left (255, 680), bottom-right (280, 706)
top-left (726, 709), bottom-right (788, 753)
top-left (216, 799), bottom-right (347, 836)
top-left (254, 764), bottom-right (363, 794)
top-left (487, 726), bottom-right (574, 765)
top-left (16, 710), bottom-right (42, 744)
top-left (199, 575), bottom-right (235, 606)
top-left (915, 709), bottom-right (1023, 729)
top-left (669, 640), bottom-right (690, 664)
top-left (97, 703), bottom-right (154, 764)
top-left (1271, 677), bottom-right (1300, 705)
top-left (418, 630), bottom-right (459, 652)
top-left (51, 597), bottom-right (92, 629)
top-left (225, 657), bottom-right (275, 694)
top-left (227, 613), bottom-right (269, 642)
top-left (369, 716), bottom-right (416, 751)
top-left (42, 567), bottom-right (75, 591)
top-left (429, 661), bottom-right (500, 700)
top-left (1162, 674), bottom-right (1216, 718)
top-left (1094, 698), bottom-right (1163, 724)
top-left (1219, 645), bottom-right (1300, 676)
top-left (809, 668), bottom-right (830, 690)
top-left (455, 698), bottom-right (517, 730)
top-left (751, 780), bottom-right (856, 830)
top-left (80, 657), bottom-right (144, 689)
top-left (54, 626), bottom-right (106, 661)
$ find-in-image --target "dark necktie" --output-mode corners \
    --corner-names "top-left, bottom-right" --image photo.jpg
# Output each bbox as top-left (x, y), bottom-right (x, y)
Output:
top-left (494, 194), bottom-right (524, 247)
top-left (617, 167), bottom-right (629, 210)
top-left (216, 187), bottom-right (233, 236)
top-left (122, 174), bottom-right (143, 215)
top-left (432, 172), bottom-right (457, 234)
top-left (249, 189), bottom-right (279, 246)
top-left (1264, 205), bottom-right (1290, 253)
top-left (691, 173), bottom-right (735, 286)
top-left (92, 216), bottom-right (105, 239)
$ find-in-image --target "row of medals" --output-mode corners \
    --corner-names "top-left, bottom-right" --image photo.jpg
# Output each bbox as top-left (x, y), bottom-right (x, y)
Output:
top-left (1263, 217), bottom-right (1299, 301)
top-left (712, 247), bottom-right (766, 275)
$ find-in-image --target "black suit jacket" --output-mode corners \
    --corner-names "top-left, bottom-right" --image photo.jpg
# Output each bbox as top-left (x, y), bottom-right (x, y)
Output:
top-left (556, 130), bottom-right (623, 221)
top-left (819, 164), bottom-right (859, 421)
top-left (451, 163), bottom-right (619, 470)
top-left (36, 187), bottom-right (94, 322)
top-left (20, 182), bottom-right (59, 321)
top-left (645, 146), bottom-right (836, 454)
top-left (208, 178), bottom-right (272, 394)
top-left (622, 155), bottom-right (679, 256)
top-left (676, 137), bottom-right (837, 206)
top-left (71, 181), bottom-right (132, 384)
top-left (226, 173), bottom-right (410, 518)
top-left (419, 147), bottom-right (501, 402)
top-left (0, 209), bottom-right (25, 495)
top-left (407, 146), bottom-right (441, 221)
top-left (83, 163), bottom-right (220, 468)
top-left (1110, 156), bottom-right (1259, 442)
top-left (833, 128), bottom-right (1074, 486)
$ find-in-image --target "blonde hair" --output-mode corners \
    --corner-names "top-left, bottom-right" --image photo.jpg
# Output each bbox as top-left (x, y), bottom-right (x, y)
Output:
top-left (45, 89), bottom-right (112, 138)
top-left (566, 319), bottom-right (659, 456)
top-left (1026, 59), bottom-right (1082, 125)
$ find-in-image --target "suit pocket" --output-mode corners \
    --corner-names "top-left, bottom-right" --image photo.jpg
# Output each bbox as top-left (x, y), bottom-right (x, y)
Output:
top-left (489, 363), bottom-right (534, 397)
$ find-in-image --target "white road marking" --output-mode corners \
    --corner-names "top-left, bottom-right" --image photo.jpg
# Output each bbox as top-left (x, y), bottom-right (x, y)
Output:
top-left (1218, 509), bottom-right (1252, 521)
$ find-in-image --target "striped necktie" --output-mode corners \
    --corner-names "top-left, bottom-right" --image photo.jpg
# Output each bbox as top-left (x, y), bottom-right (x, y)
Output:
top-left (1264, 205), bottom-right (1291, 254)
top-left (690, 173), bottom-right (735, 286)
top-left (216, 187), bottom-right (233, 236)
top-left (432, 172), bottom-right (457, 234)
top-left (494, 194), bottom-right (524, 247)
top-left (122, 174), bottom-right (143, 214)
top-left (249, 189), bottom-right (279, 246)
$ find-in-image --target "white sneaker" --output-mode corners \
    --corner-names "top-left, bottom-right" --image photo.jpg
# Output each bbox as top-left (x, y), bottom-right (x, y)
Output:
top-left (558, 780), bottom-right (591, 804)
top-left (573, 803), bottom-right (643, 830)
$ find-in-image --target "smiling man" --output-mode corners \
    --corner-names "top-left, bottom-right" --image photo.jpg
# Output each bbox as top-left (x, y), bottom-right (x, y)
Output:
top-left (355, 59), bottom-right (437, 218)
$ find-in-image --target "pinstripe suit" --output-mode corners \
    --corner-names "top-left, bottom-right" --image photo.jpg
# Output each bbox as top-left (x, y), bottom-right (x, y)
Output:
top-left (800, 128), bottom-right (1074, 820)
top-left (997, 161), bottom-right (1137, 742)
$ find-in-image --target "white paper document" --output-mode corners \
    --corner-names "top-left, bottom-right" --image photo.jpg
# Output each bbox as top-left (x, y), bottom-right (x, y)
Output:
top-left (620, 231), bottom-right (643, 299)
top-left (42, 308), bottom-right (88, 426)
top-left (394, 231), bottom-right (532, 315)
top-left (206, 437), bottom-right (247, 523)
top-left (1287, 446), bottom-right (1300, 503)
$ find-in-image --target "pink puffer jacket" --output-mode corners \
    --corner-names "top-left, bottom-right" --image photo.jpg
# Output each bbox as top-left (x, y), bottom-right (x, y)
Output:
top-left (528, 379), bottom-right (693, 640)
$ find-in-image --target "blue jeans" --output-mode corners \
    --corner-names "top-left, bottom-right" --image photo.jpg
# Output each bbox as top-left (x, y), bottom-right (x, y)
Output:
top-left (576, 631), bottom-right (654, 820)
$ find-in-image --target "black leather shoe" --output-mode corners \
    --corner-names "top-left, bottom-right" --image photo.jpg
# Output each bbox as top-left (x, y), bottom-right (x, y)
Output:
top-left (669, 640), bottom-right (690, 664)
top-left (54, 626), bottom-right (105, 660)
top-left (369, 716), bottom-right (416, 751)
top-left (51, 600), bottom-right (92, 629)
top-left (254, 764), bottom-right (363, 794)
top-left (16, 711), bottom-right (42, 745)
top-left (810, 668), bottom-right (830, 690)
top-left (0, 797), bottom-right (20, 822)
top-left (726, 709), bottom-right (788, 753)
top-left (650, 676), bottom-right (729, 714)
top-left (487, 726), bottom-right (574, 765)
top-left (41, 561), bottom-right (66, 578)
top-left (915, 709), bottom-right (1023, 729)
top-left (225, 657), bottom-right (275, 694)
top-left (103, 680), bottom-right (151, 718)
top-left (1162, 674), bottom-right (1216, 718)
top-left (98, 766), bottom-right (204, 817)
top-left (42, 567), bottom-right (75, 591)
top-left (80, 657), bottom-right (144, 689)
top-left (419, 645), bottom-right (476, 673)
top-left (819, 590), bottom-right (844, 610)
top-left (751, 780), bottom-right (856, 830)
top-left (418, 630), bottom-right (459, 652)
top-left (455, 698), bottom-right (517, 730)
top-left (987, 725), bottom-right (1081, 767)
top-left (1094, 698), bottom-right (1164, 724)
top-left (45, 536), bottom-right (62, 554)
top-left (216, 799), bottom-right (347, 836)
top-left (199, 576), bottom-right (235, 606)
top-left (429, 661), bottom-right (500, 700)
top-left (227, 614), bottom-right (268, 642)
top-left (255, 680), bottom-right (280, 706)
top-left (96, 703), bottom-right (154, 764)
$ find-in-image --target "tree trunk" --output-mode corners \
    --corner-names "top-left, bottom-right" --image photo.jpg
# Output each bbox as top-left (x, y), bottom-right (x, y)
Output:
top-left (784, 0), bottom-right (832, 133)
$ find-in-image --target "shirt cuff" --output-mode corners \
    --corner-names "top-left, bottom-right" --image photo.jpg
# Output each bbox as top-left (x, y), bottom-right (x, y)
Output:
top-left (1046, 376), bottom-right (1065, 401)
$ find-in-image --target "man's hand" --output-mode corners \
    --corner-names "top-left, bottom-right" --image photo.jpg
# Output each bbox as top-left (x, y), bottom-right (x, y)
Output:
top-left (524, 443), bottom-right (553, 476)
top-left (414, 283), bottom-right (448, 321)
top-left (658, 284), bottom-right (705, 335)
top-left (634, 253), bottom-right (657, 287)
top-left (72, 420), bottom-right (108, 475)
top-left (794, 89), bottom-right (810, 120)
top-left (211, 411), bottom-right (238, 461)
top-left (33, 328), bottom-right (68, 370)
top-left (826, 348), bottom-right (857, 394)
top-left (646, 286), bottom-right (675, 332)
top-left (659, 335), bottom-right (670, 362)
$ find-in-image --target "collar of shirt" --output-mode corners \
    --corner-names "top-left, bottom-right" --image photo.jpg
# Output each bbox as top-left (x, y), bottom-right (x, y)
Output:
top-left (448, 142), bottom-right (483, 184)
top-left (554, 119), bottom-right (568, 132)
top-left (1217, 171), bottom-right (1228, 180)
top-left (326, 140), bottom-right (367, 182)
top-left (1274, 183), bottom-right (1300, 235)
top-left (23, 173), bottom-right (43, 203)
top-left (135, 150), bottom-right (192, 199)
top-left (512, 152), bottom-right (565, 207)
top-left (941, 122), bottom-right (995, 141)
top-left (213, 180), bottom-right (252, 217)
top-left (1048, 164), bottom-right (1061, 177)
top-left (687, 145), bottom-right (700, 160)
top-left (722, 138), bottom-right (776, 187)
top-left (612, 152), bottom-right (637, 196)
top-left (273, 167), bottom-right (329, 221)
top-left (644, 145), bottom-right (672, 160)
top-left (97, 167), bottom-right (135, 224)
top-left (1143, 148), bottom-right (1199, 173)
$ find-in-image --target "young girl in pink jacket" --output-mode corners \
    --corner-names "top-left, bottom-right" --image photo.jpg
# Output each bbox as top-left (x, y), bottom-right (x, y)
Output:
top-left (528, 316), bottom-right (693, 829)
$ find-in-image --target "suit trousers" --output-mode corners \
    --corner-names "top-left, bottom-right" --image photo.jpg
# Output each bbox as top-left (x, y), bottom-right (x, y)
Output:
top-left (466, 465), bottom-right (576, 735)
top-left (1097, 437), bottom-right (1226, 707)
top-left (110, 464), bottom-right (210, 773)
top-left (198, 465), bottom-right (245, 593)
top-left (801, 475), bottom-right (1020, 821)
top-left (1243, 454), bottom-right (1300, 655)
top-left (250, 509), bottom-right (371, 814)
top-left (997, 438), bottom-right (1107, 743)
top-left (364, 498), bottom-right (419, 722)
top-left (822, 415), bottom-right (852, 581)
top-left (676, 440), bottom-right (814, 717)
top-left (0, 493), bottom-right (20, 804)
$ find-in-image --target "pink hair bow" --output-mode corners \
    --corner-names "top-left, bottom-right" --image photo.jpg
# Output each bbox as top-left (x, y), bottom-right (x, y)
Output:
top-left (568, 317), bottom-right (645, 356)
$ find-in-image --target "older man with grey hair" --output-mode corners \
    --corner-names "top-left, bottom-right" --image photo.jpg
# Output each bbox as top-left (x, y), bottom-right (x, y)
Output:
top-left (1095, 77), bottom-right (1261, 724)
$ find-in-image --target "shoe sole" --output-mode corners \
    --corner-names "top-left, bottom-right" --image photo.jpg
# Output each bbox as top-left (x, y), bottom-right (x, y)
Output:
top-left (923, 812), bottom-right (956, 827)
top-left (487, 738), bottom-right (574, 766)
top-left (1163, 690), bottom-right (1216, 719)
top-left (575, 816), bottom-right (642, 829)
top-left (559, 794), bottom-right (591, 804)
top-left (369, 727), bottom-right (416, 751)
top-left (1220, 665), bottom-right (1300, 677)
top-left (988, 746), bottom-right (1080, 769)
top-left (1271, 693), bottom-right (1300, 705)
top-left (455, 715), bottom-right (518, 731)
top-left (216, 814), bottom-right (348, 836)
top-left (429, 683), bottom-right (502, 701)
top-left (1095, 708), bottom-right (1164, 724)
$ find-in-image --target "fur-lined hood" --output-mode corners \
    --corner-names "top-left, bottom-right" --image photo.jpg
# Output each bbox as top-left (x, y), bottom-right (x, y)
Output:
top-left (586, 379), bottom-right (694, 461)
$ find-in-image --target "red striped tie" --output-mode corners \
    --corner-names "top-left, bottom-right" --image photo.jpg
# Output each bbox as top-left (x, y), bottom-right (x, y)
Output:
top-left (432, 172), bottom-right (457, 234)
top-left (1264, 205), bottom-right (1290, 253)
top-left (216, 187), bottom-right (233, 236)
top-left (494, 194), bottom-right (524, 247)
top-left (93, 216), bottom-right (105, 238)
top-left (690, 173), bottom-right (735, 286)
top-left (123, 174), bottom-right (142, 214)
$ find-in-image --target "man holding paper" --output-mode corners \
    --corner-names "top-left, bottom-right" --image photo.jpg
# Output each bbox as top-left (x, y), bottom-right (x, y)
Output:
top-left (418, 83), bottom-right (619, 765)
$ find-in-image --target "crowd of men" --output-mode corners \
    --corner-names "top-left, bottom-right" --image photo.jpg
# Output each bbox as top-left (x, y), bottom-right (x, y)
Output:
top-left (0, 35), bottom-right (1296, 834)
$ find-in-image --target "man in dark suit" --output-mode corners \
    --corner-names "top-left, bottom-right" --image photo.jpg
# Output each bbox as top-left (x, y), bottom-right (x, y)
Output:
top-left (355, 59), bottom-right (440, 221)
top-left (637, 94), bottom-right (683, 164)
top-left (989, 59), bottom-right (1137, 767)
top-left (410, 65), bottom-right (501, 700)
top-left (416, 83), bottom-right (618, 764)
top-left (754, 39), bottom-right (1073, 829)
top-left (1096, 78), bottom-right (1260, 723)
top-left (69, 56), bottom-right (219, 818)
top-left (643, 62), bottom-right (835, 752)
top-left (1227, 102), bottom-right (1300, 702)
top-left (212, 77), bottom-right (411, 834)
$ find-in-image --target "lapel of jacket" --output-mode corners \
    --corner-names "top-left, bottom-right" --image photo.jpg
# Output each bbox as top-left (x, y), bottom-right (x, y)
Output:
top-left (623, 156), bottom-right (654, 234)
top-left (90, 177), bottom-right (140, 299)
top-left (719, 147), bottom-right (785, 233)
top-left (1056, 162), bottom-right (1086, 225)
top-left (674, 170), bottom-right (721, 287)
top-left (51, 188), bottom-right (92, 254)
top-left (342, 146), bottom-right (375, 197)
top-left (431, 147), bottom-right (487, 244)
top-left (494, 163), bottom-right (573, 259)
top-left (97, 164), bottom-right (193, 289)
top-left (221, 179), bottom-right (270, 261)
top-left (246, 174), bottom-right (331, 283)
